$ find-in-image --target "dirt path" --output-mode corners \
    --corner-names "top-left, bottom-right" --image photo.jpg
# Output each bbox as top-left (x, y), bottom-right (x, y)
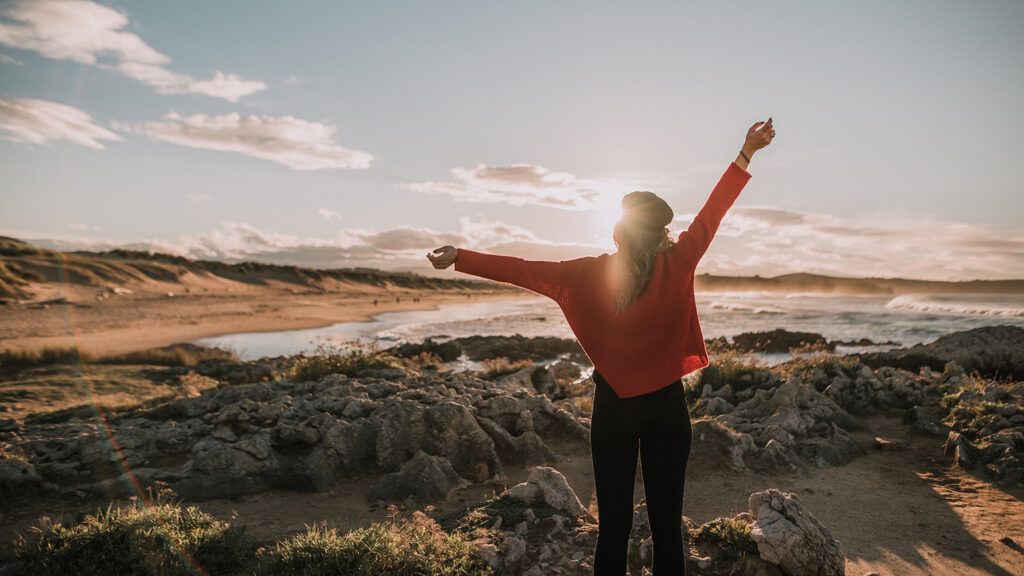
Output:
top-left (192, 414), bottom-right (1024, 575)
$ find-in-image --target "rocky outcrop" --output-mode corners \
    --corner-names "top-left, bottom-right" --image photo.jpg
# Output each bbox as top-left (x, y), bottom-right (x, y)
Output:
top-left (391, 334), bottom-right (587, 365)
top-left (691, 373), bottom-right (865, 474)
top-left (4, 371), bottom-right (591, 502)
top-left (687, 348), bottom-right (1024, 486)
top-left (940, 375), bottom-right (1024, 486)
top-left (855, 324), bottom-right (1024, 380)
top-left (4, 325), bottom-right (1022, 506)
top-left (731, 329), bottom-right (834, 353)
top-left (442, 465), bottom-right (844, 576)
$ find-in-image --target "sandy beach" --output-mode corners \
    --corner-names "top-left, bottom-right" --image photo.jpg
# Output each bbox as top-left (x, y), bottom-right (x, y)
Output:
top-left (0, 282), bottom-right (530, 358)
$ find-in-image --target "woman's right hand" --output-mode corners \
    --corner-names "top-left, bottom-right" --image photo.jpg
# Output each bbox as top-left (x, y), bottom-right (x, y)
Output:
top-left (427, 245), bottom-right (459, 269)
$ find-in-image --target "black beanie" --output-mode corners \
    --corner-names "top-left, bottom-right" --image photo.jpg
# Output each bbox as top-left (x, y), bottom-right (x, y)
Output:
top-left (620, 191), bottom-right (673, 232)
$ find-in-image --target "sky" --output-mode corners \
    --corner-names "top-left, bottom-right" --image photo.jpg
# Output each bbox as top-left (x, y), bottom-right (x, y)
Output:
top-left (1, 0), bottom-right (1022, 281)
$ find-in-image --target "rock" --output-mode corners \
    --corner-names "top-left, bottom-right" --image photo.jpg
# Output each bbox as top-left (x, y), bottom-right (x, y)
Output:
top-left (732, 329), bottom-right (833, 353)
top-left (748, 489), bottom-right (845, 576)
top-left (700, 396), bottom-right (735, 416)
top-left (549, 359), bottom-right (581, 383)
top-left (504, 466), bottom-right (590, 519)
top-left (904, 405), bottom-right (946, 437)
top-left (714, 375), bottom-right (865, 473)
top-left (945, 429), bottom-right (978, 472)
top-left (366, 450), bottom-right (469, 504)
top-left (176, 436), bottom-right (280, 499)
top-left (873, 437), bottom-right (905, 451)
top-left (477, 416), bottom-right (557, 466)
top-left (0, 457), bottom-right (41, 496)
top-left (856, 326), bottom-right (1024, 380)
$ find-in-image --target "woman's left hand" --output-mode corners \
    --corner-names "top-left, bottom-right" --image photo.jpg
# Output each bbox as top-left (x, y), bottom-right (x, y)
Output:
top-left (427, 245), bottom-right (459, 269)
top-left (744, 117), bottom-right (775, 155)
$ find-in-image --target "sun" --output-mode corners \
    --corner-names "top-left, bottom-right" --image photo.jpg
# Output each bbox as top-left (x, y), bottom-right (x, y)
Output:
top-left (592, 194), bottom-right (625, 251)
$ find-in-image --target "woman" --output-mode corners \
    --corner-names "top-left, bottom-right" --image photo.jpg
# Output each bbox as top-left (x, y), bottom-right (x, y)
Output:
top-left (427, 118), bottom-right (775, 575)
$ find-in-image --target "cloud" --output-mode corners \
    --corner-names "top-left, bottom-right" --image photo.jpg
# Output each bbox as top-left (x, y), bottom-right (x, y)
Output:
top-left (686, 204), bottom-right (1024, 280)
top-left (186, 193), bottom-right (211, 203)
top-left (0, 97), bottom-right (121, 149)
top-left (2, 216), bottom-right (603, 276)
top-left (0, 0), bottom-right (265, 101)
top-left (123, 112), bottom-right (373, 171)
top-left (6, 208), bottom-right (1021, 281)
top-left (402, 163), bottom-right (637, 211)
top-left (142, 216), bottom-right (590, 270)
top-left (0, 52), bottom-right (22, 64)
top-left (317, 208), bottom-right (341, 220)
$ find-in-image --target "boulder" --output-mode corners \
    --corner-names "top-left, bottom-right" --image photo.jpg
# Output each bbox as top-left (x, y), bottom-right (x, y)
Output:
top-left (748, 489), bottom-right (845, 576)
top-left (366, 450), bottom-right (470, 504)
top-left (505, 466), bottom-right (590, 520)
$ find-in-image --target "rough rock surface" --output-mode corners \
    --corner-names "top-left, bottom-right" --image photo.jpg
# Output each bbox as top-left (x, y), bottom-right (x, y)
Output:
top-left (4, 370), bottom-right (590, 501)
top-left (749, 489), bottom-right (845, 576)
top-left (4, 325), bottom-right (1022, 507)
top-left (691, 373), bottom-right (865, 473)
top-left (367, 449), bottom-right (470, 504)
top-left (855, 324), bottom-right (1024, 380)
top-left (440, 465), bottom-right (844, 576)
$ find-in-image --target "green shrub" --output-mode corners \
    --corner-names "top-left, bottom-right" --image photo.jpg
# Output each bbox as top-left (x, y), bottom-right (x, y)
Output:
top-left (777, 347), bottom-right (860, 383)
top-left (289, 341), bottom-right (405, 382)
top-left (14, 483), bottom-right (251, 576)
top-left (697, 348), bottom-right (766, 392)
top-left (692, 516), bottom-right (758, 559)
top-left (256, 505), bottom-right (493, 576)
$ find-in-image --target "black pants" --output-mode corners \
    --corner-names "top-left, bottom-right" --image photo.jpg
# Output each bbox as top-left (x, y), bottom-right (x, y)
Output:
top-left (590, 368), bottom-right (692, 575)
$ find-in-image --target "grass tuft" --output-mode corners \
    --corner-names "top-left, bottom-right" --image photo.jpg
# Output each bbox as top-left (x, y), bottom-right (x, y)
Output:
top-left (289, 341), bottom-right (406, 382)
top-left (14, 482), bottom-right (252, 576)
top-left (691, 516), bottom-right (758, 559)
top-left (478, 357), bottom-right (535, 379)
top-left (0, 346), bottom-right (91, 369)
top-left (256, 503), bottom-right (493, 575)
top-left (696, 348), bottom-right (766, 392)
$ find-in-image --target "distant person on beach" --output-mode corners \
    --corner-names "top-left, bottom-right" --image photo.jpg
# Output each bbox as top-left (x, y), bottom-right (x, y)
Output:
top-left (428, 118), bottom-right (775, 575)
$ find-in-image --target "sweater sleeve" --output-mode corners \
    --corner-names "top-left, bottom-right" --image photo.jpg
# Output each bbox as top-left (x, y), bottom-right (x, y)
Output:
top-left (673, 161), bottom-right (752, 268)
top-left (453, 248), bottom-right (586, 302)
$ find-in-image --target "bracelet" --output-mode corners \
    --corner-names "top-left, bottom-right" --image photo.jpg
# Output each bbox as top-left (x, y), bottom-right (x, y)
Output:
top-left (739, 149), bottom-right (751, 163)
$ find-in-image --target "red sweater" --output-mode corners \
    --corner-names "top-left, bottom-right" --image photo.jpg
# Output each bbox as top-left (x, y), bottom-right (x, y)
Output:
top-left (454, 161), bottom-right (752, 398)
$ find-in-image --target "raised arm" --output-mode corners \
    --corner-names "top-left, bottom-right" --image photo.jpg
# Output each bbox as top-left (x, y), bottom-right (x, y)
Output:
top-left (673, 162), bottom-right (752, 268)
top-left (450, 248), bottom-right (587, 302)
top-left (674, 118), bottom-right (775, 268)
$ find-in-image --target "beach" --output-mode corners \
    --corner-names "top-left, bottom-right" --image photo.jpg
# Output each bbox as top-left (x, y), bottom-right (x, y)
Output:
top-left (0, 283), bottom-right (529, 358)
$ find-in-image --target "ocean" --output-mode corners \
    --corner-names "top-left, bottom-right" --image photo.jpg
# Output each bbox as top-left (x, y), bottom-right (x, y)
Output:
top-left (193, 292), bottom-right (1024, 363)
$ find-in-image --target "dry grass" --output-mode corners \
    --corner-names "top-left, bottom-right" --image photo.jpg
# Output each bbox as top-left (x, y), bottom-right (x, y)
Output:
top-left (571, 394), bottom-right (594, 414)
top-left (0, 364), bottom-right (222, 421)
top-left (478, 357), bottom-right (535, 379)
top-left (255, 504), bottom-right (493, 575)
top-left (289, 341), bottom-right (406, 382)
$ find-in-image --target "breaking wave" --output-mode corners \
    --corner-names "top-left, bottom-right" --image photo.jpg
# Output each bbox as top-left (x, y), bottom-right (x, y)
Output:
top-left (884, 294), bottom-right (1024, 317)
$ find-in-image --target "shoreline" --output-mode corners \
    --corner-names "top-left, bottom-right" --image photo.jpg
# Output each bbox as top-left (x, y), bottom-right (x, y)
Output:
top-left (0, 289), bottom-right (536, 358)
